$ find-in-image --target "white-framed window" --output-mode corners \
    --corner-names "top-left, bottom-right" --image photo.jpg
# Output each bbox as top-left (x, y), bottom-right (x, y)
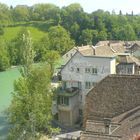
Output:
top-left (92, 68), bottom-right (98, 74)
top-left (85, 68), bottom-right (91, 73)
top-left (58, 96), bottom-right (69, 106)
top-left (85, 82), bottom-right (91, 89)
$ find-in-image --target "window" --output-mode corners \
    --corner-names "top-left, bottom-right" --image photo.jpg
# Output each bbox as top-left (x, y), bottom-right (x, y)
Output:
top-left (78, 81), bottom-right (82, 89)
top-left (127, 67), bottom-right (132, 74)
top-left (92, 68), bottom-right (98, 74)
top-left (77, 68), bottom-right (80, 73)
top-left (58, 96), bottom-right (69, 106)
top-left (85, 68), bottom-right (90, 73)
top-left (66, 54), bottom-right (68, 57)
top-left (71, 53), bottom-right (73, 57)
top-left (85, 82), bottom-right (91, 89)
top-left (70, 67), bottom-right (74, 72)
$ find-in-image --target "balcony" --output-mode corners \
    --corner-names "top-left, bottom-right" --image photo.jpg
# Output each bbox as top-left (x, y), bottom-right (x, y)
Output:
top-left (56, 87), bottom-right (80, 111)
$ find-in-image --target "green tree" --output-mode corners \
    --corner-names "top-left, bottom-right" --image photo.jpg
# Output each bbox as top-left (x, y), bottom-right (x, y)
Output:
top-left (34, 34), bottom-right (50, 62)
top-left (7, 31), bottom-right (55, 139)
top-left (118, 24), bottom-right (137, 40)
top-left (45, 50), bottom-right (60, 76)
top-left (98, 30), bottom-right (107, 41)
top-left (8, 28), bottom-right (31, 65)
top-left (0, 26), bottom-right (4, 35)
top-left (31, 3), bottom-right (61, 24)
top-left (12, 5), bottom-right (30, 22)
top-left (80, 29), bottom-right (93, 45)
top-left (0, 39), bottom-right (10, 71)
top-left (48, 25), bottom-right (74, 54)
top-left (61, 3), bottom-right (84, 29)
top-left (0, 3), bottom-right (12, 25)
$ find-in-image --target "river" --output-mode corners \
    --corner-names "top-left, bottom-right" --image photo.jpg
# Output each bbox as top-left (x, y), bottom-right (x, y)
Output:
top-left (0, 68), bottom-right (20, 140)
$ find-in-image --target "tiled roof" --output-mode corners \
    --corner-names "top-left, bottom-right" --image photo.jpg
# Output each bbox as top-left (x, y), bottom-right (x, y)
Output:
top-left (111, 106), bottom-right (140, 140)
top-left (77, 45), bottom-right (95, 56)
top-left (94, 41), bottom-right (126, 56)
top-left (117, 54), bottom-right (140, 65)
top-left (76, 41), bottom-right (126, 57)
top-left (85, 75), bottom-right (140, 120)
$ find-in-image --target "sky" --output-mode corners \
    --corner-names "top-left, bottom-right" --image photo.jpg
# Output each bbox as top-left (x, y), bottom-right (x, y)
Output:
top-left (0, 0), bottom-right (140, 14)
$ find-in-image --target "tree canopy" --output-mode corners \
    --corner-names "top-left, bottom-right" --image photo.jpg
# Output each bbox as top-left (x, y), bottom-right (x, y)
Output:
top-left (7, 31), bottom-right (56, 139)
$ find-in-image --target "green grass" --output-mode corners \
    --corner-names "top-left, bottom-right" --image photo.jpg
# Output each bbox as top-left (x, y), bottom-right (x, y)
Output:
top-left (3, 26), bottom-right (47, 42)
top-left (0, 67), bottom-right (20, 139)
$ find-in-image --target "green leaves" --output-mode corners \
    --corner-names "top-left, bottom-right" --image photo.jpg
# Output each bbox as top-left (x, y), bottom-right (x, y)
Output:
top-left (7, 31), bottom-right (55, 139)
top-left (48, 25), bottom-right (74, 55)
top-left (0, 39), bottom-right (10, 71)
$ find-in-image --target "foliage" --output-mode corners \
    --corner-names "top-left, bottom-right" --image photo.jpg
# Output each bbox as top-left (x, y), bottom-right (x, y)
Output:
top-left (0, 3), bottom-right (140, 68)
top-left (7, 31), bottom-right (56, 139)
top-left (48, 25), bottom-right (74, 54)
top-left (0, 2), bottom-right (140, 45)
top-left (8, 65), bottom-right (54, 139)
top-left (34, 33), bottom-right (50, 62)
top-left (0, 26), bottom-right (4, 35)
top-left (0, 38), bottom-right (10, 71)
top-left (45, 50), bottom-right (60, 76)
top-left (12, 5), bottom-right (30, 22)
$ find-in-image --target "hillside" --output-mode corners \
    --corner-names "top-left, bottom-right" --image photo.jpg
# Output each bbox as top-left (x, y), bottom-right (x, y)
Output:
top-left (2, 25), bottom-right (48, 42)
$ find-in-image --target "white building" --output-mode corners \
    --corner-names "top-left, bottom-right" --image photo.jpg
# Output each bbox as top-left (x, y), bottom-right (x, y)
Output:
top-left (57, 50), bottom-right (116, 126)
top-left (61, 51), bottom-right (116, 106)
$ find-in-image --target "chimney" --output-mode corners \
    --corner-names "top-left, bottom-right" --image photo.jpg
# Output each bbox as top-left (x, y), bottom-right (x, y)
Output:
top-left (104, 118), bottom-right (111, 134)
top-left (90, 45), bottom-right (95, 55)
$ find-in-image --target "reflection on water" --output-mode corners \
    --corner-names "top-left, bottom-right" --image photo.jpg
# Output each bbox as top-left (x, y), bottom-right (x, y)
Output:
top-left (0, 113), bottom-right (10, 139)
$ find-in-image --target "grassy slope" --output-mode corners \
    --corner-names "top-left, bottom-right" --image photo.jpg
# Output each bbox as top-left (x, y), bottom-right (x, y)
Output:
top-left (3, 26), bottom-right (47, 42)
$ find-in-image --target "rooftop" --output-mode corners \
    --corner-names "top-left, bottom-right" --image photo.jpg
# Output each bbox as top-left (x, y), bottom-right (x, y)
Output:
top-left (85, 74), bottom-right (140, 120)
top-left (117, 54), bottom-right (140, 65)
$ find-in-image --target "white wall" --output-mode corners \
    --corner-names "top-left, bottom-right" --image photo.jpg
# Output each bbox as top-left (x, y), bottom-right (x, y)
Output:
top-left (61, 52), bottom-right (116, 106)
top-left (110, 59), bottom-right (116, 74)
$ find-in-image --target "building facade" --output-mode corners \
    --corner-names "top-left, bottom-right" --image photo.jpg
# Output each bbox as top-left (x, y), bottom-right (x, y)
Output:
top-left (61, 51), bottom-right (116, 107)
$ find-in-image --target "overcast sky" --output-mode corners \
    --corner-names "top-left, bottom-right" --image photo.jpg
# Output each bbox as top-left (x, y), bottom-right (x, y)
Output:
top-left (0, 0), bottom-right (140, 14)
